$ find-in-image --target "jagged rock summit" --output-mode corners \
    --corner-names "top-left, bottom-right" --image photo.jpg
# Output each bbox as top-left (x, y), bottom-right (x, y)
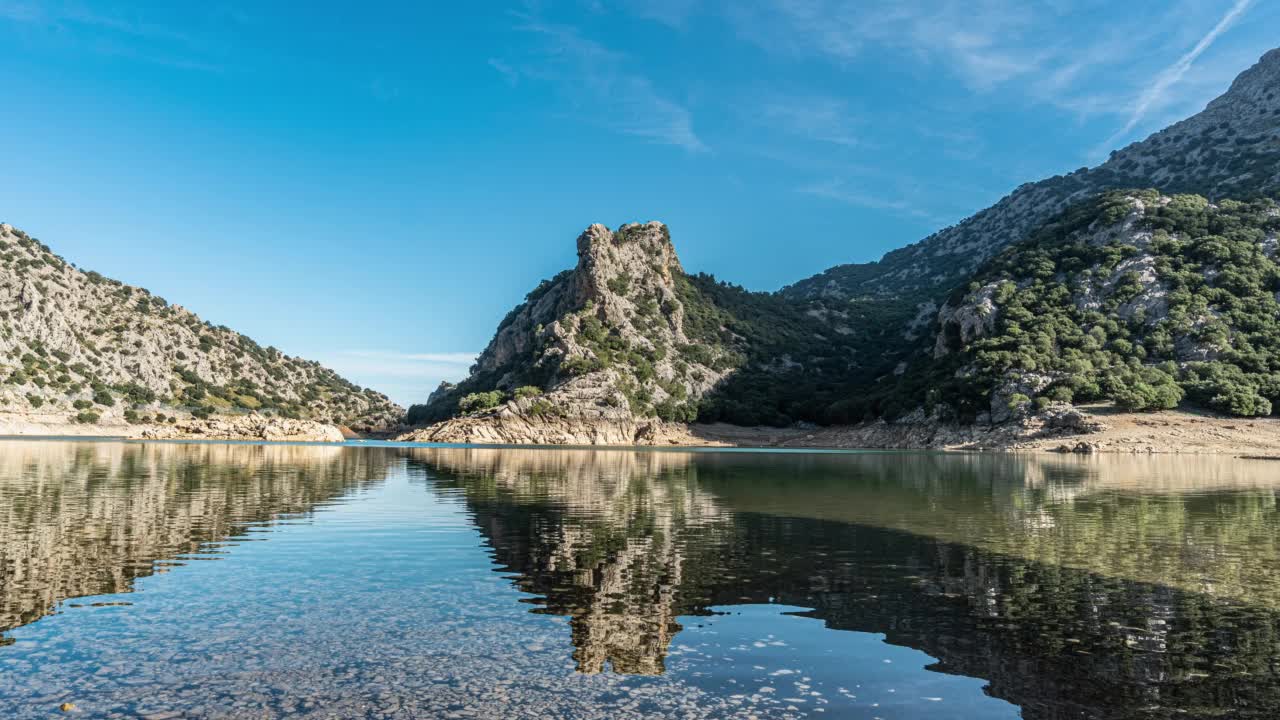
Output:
top-left (0, 222), bottom-right (402, 432)
top-left (401, 222), bottom-right (736, 444)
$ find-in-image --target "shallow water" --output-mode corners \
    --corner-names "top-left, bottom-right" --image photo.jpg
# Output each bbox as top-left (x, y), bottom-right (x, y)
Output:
top-left (1, 441), bottom-right (1278, 718)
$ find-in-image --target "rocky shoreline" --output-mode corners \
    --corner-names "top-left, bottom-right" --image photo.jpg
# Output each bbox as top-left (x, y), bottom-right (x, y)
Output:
top-left (0, 412), bottom-right (347, 443)
top-left (396, 403), bottom-right (1280, 456)
top-left (3, 404), bottom-right (1277, 456)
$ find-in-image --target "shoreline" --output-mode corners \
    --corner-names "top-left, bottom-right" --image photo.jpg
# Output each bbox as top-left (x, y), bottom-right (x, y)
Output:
top-left (392, 404), bottom-right (1280, 456)
top-left (2, 406), bottom-right (1278, 457)
top-left (0, 413), bottom-right (347, 444)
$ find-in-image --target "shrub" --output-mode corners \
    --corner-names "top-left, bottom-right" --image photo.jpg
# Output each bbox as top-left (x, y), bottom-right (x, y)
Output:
top-left (73, 411), bottom-right (100, 424)
top-left (560, 356), bottom-right (604, 377)
top-left (606, 273), bottom-right (632, 296)
top-left (526, 399), bottom-right (557, 417)
top-left (513, 385), bottom-right (543, 400)
top-left (93, 390), bottom-right (115, 407)
top-left (1208, 388), bottom-right (1272, 417)
top-left (458, 391), bottom-right (504, 413)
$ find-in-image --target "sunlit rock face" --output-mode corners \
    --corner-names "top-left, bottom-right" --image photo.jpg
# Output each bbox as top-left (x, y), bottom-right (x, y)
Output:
top-left (401, 223), bottom-right (736, 444)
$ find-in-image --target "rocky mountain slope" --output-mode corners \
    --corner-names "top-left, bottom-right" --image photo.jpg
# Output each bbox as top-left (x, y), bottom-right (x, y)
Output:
top-left (894, 189), bottom-right (1280, 423)
top-left (784, 48), bottom-right (1280, 305)
top-left (0, 223), bottom-right (401, 431)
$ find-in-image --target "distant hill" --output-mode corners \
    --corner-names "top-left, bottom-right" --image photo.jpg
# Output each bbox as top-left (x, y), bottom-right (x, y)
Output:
top-left (0, 223), bottom-right (401, 431)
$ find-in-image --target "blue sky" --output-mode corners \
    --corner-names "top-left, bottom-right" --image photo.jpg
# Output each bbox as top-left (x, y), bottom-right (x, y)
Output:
top-left (1, 1), bottom-right (1276, 406)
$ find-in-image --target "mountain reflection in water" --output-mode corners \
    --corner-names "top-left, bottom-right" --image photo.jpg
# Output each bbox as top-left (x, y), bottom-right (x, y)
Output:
top-left (411, 448), bottom-right (1280, 719)
top-left (0, 441), bottom-right (390, 640)
top-left (1, 441), bottom-right (1279, 719)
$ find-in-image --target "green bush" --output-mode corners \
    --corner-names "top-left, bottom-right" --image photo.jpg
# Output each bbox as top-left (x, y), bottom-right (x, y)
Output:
top-left (526, 399), bottom-right (557, 417)
top-left (458, 391), bottom-right (504, 413)
top-left (513, 385), bottom-right (543, 400)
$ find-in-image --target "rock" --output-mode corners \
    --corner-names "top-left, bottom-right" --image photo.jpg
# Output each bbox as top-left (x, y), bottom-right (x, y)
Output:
top-left (138, 413), bottom-right (346, 442)
top-left (934, 283), bottom-right (1000, 358)
top-left (407, 223), bottom-right (734, 444)
top-left (1053, 441), bottom-right (1100, 454)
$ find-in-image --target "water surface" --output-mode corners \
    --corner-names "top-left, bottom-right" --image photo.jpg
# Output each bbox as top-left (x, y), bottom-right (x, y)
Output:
top-left (1, 440), bottom-right (1278, 718)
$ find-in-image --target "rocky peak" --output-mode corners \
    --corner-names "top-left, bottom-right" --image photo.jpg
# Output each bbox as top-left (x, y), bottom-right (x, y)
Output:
top-left (410, 222), bottom-right (735, 437)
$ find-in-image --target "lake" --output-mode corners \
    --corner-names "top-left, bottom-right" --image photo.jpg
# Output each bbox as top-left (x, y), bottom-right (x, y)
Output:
top-left (1, 440), bottom-right (1278, 719)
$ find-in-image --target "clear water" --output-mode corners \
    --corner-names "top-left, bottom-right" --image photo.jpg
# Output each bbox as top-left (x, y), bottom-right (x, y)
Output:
top-left (1, 440), bottom-right (1279, 719)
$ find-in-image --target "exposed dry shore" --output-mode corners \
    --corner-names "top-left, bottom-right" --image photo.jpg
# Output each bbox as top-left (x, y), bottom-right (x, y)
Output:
top-left (398, 404), bottom-right (1280, 457)
top-left (0, 412), bottom-right (346, 443)
top-left (691, 407), bottom-right (1280, 456)
top-left (3, 405), bottom-right (1277, 456)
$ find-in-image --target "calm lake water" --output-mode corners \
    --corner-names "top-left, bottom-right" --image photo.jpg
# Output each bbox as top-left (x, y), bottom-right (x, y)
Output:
top-left (1, 441), bottom-right (1279, 719)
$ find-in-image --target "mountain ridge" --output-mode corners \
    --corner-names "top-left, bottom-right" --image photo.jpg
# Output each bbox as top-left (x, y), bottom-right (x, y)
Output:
top-left (782, 47), bottom-right (1280, 304)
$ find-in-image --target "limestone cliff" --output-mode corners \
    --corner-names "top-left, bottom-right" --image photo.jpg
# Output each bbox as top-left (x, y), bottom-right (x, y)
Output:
top-left (405, 222), bottom-right (738, 443)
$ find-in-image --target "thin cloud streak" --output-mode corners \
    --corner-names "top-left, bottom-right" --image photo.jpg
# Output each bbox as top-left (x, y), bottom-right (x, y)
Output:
top-left (1116, 0), bottom-right (1252, 137)
top-left (798, 179), bottom-right (954, 226)
top-left (313, 351), bottom-right (479, 407)
top-left (760, 96), bottom-right (861, 147)
top-left (507, 14), bottom-right (708, 152)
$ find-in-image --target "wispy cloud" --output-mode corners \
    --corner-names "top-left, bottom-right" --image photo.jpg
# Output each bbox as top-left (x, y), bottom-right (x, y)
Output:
top-left (0, 1), bottom-right (225, 71)
top-left (721, 0), bottom-right (1270, 166)
top-left (621, 0), bottom-right (701, 29)
top-left (487, 57), bottom-right (520, 86)
top-left (1113, 0), bottom-right (1252, 138)
top-left (798, 178), bottom-right (953, 226)
top-left (759, 96), bottom-right (861, 147)
top-left (498, 13), bottom-right (708, 152)
top-left (729, 0), bottom-right (1045, 91)
top-left (313, 351), bottom-right (478, 407)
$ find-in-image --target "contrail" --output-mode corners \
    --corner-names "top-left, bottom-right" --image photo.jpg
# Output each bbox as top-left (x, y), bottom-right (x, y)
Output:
top-left (1118, 0), bottom-right (1253, 135)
